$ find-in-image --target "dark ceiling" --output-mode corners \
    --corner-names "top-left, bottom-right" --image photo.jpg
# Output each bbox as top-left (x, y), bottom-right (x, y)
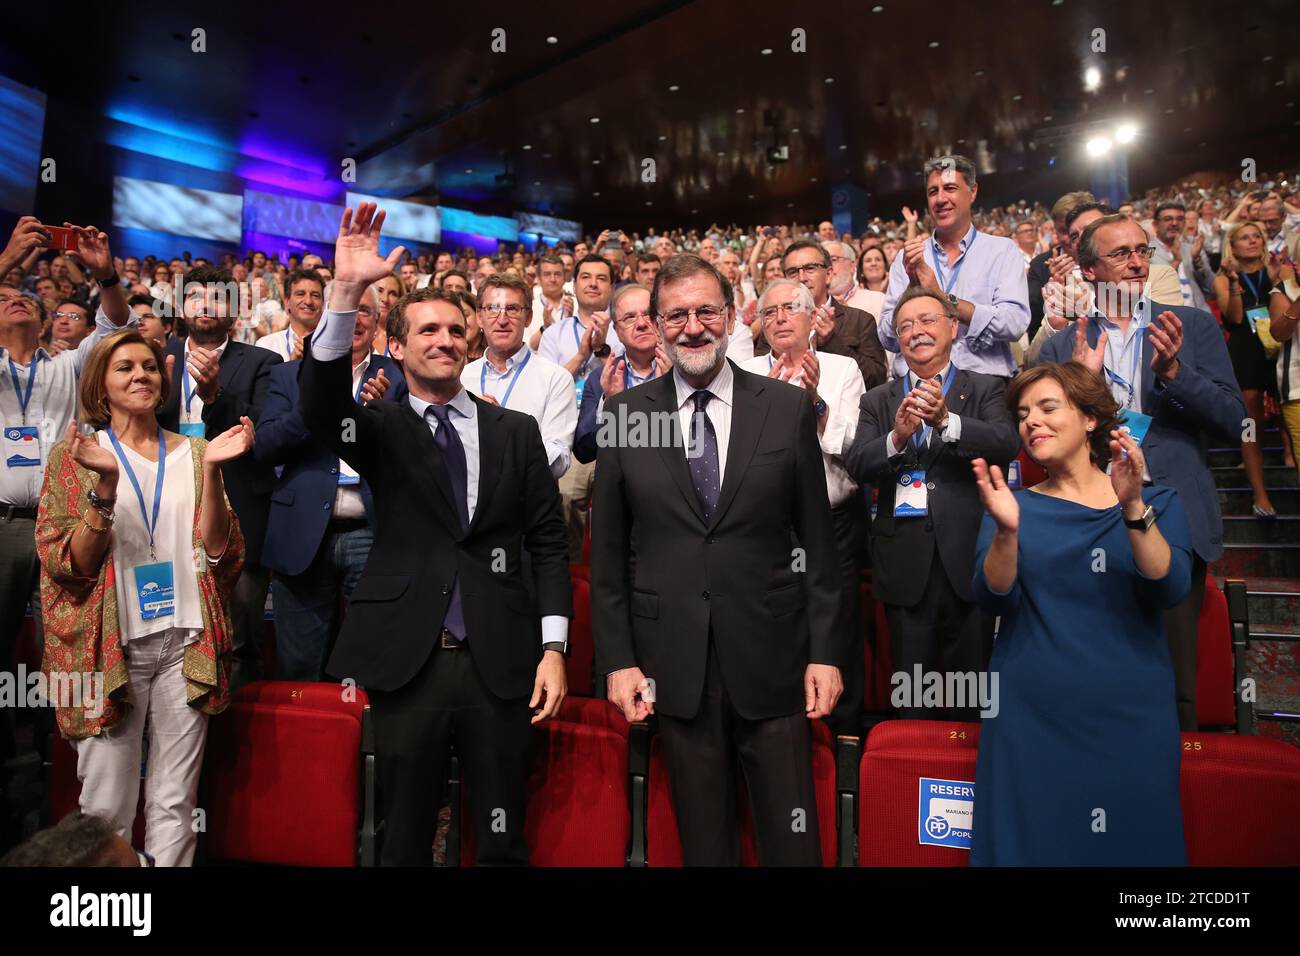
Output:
top-left (7, 0), bottom-right (1299, 232)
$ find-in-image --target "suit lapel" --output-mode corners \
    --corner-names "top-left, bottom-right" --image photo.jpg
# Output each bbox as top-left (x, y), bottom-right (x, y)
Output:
top-left (709, 364), bottom-right (767, 530)
top-left (468, 395), bottom-right (505, 534)
top-left (650, 374), bottom-right (707, 525)
top-left (217, 341), bottom-right (244, 388)
top-left (396, 400), bottom-right (464, 534)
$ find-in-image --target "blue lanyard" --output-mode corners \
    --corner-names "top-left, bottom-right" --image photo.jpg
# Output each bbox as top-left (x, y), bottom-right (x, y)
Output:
top-left (1101, 319), bottom-right (1146, 410)
top-left (932, 232), bottom-right (976, 295)
top-left (106, 426), bottom-right (167, 559)
top-left (8, 355), bottom-right (38, 420)
top-left (905, 369), bottom-right (956, 448)
top-left (1238, 270), bottom-right (1266, 304)
top-left (571, 318), bottom-right (593, 375)
top-left (181, 356), bottom-right (199, 416)
top-left (480, 350), bottom-right (531, 408)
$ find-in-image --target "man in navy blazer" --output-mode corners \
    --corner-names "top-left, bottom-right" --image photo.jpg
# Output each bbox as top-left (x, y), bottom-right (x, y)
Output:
top-left (1037, 214), bottom-right (1246, 729)
top-left (255, 284), bottom-right (407, 680)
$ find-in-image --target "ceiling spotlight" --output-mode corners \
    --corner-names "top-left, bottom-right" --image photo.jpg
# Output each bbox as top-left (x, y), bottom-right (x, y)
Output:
top-left (791, 127), bottom-right (800, 133)
top-left (522, 144), bottom-right (532, 150)
top-left (810, 177), bottom-right (818, 183)
top-left (717, 151), bottom-right (725, 156)
top-left (761, 48), bottom-right (772, 55)
top-left (658, 134), bottom-right (667, 141)
top-left (464, 168), bottom-right (473, 173)
top-left (533, 181), bottom-right (540, 186)
top-left (871, 4), bottom-right (884, 11)
top-left (590, 117), bottom-right (600, 123)
top-left (839, 144), bottom-right (848, 150)
top-left (1115, 122), bottom-right (1138, 143)
top-left (736, 108), bottom-right (745, 114)
top-left (592, 159), bottom-right (600, 164)
top-left (928, 41), bottom-right (940, 48)
top-left (668, 84), bottom-right (679, 91)
top-left (973, 69), bottom-right (984, 77)
top-left (1084, 66), bottom-right (1102, 91)
top-left (1085, 136), bottom-right (1112, 157)
top-left (593, 191), bottom-right (601, 197)
top-left (824, 77), bottom-right (834, 83)
top-left (546, 36), bottom-right (558, 44)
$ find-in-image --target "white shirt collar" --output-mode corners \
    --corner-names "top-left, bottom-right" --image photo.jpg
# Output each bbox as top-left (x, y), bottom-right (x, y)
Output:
top-left (672, 359), bottom-right (734, 410)
top-left (409, 385), bottom-right (476, 422)
top-left (486, 342), bottom-right (530, 372)
top-left (185, 336), bottom-right (229, 355)
top-left (905, 361), bottom-right (953, 388)
top-left (931, 223), bottom-right (977, 256)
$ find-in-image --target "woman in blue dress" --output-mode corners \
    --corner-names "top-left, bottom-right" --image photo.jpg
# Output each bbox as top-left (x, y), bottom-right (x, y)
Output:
top-left (969, 361), bottom-right (1191, 866)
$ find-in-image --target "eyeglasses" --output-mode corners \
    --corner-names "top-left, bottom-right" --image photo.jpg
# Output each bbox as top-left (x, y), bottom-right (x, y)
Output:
top-left (759, 303), bottom-right (808, 322)
top-left (1099, 245), bottom-right (1154, 264)
top-left (615, 310), bottom-right (654, 326)
top-left (53, 310), bottom-right (86, 321)
top-left (658, 305), bottom-right (727, 328)
top-left (896, 314), bottom-right (944, 336)
top-left (827, 255), bottom-right (851, 264)
top-left (479, 303), bottom-right (527, 319)
top-left (782, 263), bottom-right (827, 279)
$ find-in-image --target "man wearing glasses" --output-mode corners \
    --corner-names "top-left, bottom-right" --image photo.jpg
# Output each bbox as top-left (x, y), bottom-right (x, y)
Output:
top-left (1038, 214), bottom-right (1244, 730)
top-left (845, 287), bottom-right (1018, 719)
top-left (1150, 202), bottom-right (1215, 313)
top-left (592, 254), bottom-right (845, 865)
top-left (462, 273), bottom-right (577, 480)
top-left (778, 240), bottom-right (887, 390)
top-left (740, 278), bottom-right (869, 736)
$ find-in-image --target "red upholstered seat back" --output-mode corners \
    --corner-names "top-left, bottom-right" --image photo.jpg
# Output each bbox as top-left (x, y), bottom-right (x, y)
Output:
top-left (48, 736), bottom-right (147, 848)
top-left (858, 719), bottom-right (979, 866)
top-left (1194, 576), bottom-right (1235, 729)
top-left (862, 586), bottom-right (895, 711)
top-left (203, 680), bottom-right (367, 866)
top-left (567, 574), bottom-right (594, 696)
top-left (1180, 732), bottom-right (1300, 865)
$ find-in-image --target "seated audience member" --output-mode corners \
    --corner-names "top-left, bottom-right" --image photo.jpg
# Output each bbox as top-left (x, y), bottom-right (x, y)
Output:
top-left (256, 284), bottom-right (406, 681)
top-left (462, 273), bottom-right (576, 480)
top-left (256, 268), bottom-right (324, 361)
top-left (573, 283), bottom-right (669, 464)
top-left (740, 278), bottom-right (868, 734)
top-left (1036, 214), bottom-right (1246, 729)
top-left (779, 240), bottom-right (887, 389)
top-left (844, 287), bottom-right (1019, 719)
top-left (37, 329), bottom-right (251, 866)
top-left (880, 155), bottom-right (1030, 380)
top-left (1, 812), bottom-right (143, 867)
top-left (129, 292), bottom-right (173, 349)
top-left (970, 362), bottom-right (1191, 866)
top-left (158, 266), bottom-right (282, 690)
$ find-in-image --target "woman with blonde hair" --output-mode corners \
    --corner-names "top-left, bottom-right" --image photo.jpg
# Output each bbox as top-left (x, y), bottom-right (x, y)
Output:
top-left (36, 328), bottom-right (253, 865)
top-left (1214, 220), bottom-right (1278, 516)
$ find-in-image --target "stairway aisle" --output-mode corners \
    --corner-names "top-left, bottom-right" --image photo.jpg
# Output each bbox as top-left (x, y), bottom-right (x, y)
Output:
top-left (1210, 426), bottom-right (1300, 746)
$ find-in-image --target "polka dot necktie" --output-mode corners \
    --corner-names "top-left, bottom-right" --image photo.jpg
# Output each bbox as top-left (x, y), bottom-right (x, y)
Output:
top-left (688, 390), bottom-right (720, 522)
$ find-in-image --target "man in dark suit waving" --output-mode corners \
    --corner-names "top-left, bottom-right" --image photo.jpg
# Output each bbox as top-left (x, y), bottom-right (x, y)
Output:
top-left (301, 204), bottom-right (571, 865)
top-left (844, 287), bottom-right (1020, 719)
top-left (158, 265), bottom-right (282, 689)
top-left (592, 254), bottom-right (844, 866)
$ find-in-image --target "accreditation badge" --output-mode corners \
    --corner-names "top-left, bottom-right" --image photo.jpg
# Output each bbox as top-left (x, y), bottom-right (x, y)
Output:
top-left (3, 425), bottom-right (41, 467)
top-left (134, 561), bottom-right (176, 620)
top-left (1118, 410), bottom-right (1153, 446)
top-left (894, 468), bottom-right (928, 517)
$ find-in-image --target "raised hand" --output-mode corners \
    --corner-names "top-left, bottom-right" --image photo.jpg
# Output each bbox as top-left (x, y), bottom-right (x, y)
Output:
top-left (798, 349), bottom-right (821, 398)
top-left (1109, 428), bottom-right (1146, 512)
top-left (901, 205), bottom-right (919, 225)
top-left (203, 416), bottom-right (255, 466)
top-left (811, 302), bottom-right (836, 347)
top-left (601, 356), bottom-right (626, 399)
top-left (64, 422), bottom-right (118, 480)
top-left (1148, 310), bottom-right (1183, 381)
top-left (67, 224), bottom-right (113, 280)
top-left (972, 458), bottom-right (1019, 533)
top-left (891, 390), bottom-right (923, 448)
top-left (1071, 316), bottom-right (1106, 376)
top-left (358, 368), bottom-right (390, 404)
top-left (653, 344), bottom-right (671, 377)
top-left (334, 203), bottom-right (406, 289)
top-left (1, 216), bottom-right (49, 268)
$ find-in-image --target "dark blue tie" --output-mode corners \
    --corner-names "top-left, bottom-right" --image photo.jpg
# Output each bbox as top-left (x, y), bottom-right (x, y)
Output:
top-left (426, 403), bottom-right (468, 640)
top-left (688, 390), bottom-right (720, 521)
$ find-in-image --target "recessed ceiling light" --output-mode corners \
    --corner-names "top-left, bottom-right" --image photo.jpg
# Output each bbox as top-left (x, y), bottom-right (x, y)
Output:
top-left (1052, 0), bottom-right (1064, 6)
top-left (920, 121), bottom-right (928, 127)
top-left (824, 77), bottom-right (834, 83)
top-left (717, 151), bottom-right (725, 156)
top-left (546, 36), bottom-right (558, 44)
top-left (957, 138), bottom-right (965, 144)
top-left (1144, 88), bottom-right (1155, 95)
top-left (590, 117), bottom-right (600, 124)
top-left (464, 168), bottom-right (472, 173)
top-left (1263, 55), bottom-right (1273, 62)
top-left (1276, 80), bottom-right (1286, 86)
top-left (668, 85), bottom-right (679, 91)
top-left (839, 144), bottom-right (848, 150)
top-left (871, 4), bottom-right (884, 11)
top-left (691, 209), bottom-right (698, 214)
top-left (792, 128), bottom-right (800, 133)
top-left (592, 159), bottom-right (601, 164)
top-left (787, 202), bottom-right (794, 207)
top-left (645, 201), bottom-right (652, 206)
top-left (1165, 107), bottom-right (1175, 113)
top-left (1012, 94), bottom-right (1023, 101)
top-left (810, 177), bottom-right (818, 183)
top-left (658, 134), bottom-right (667, 141)
top-left (593, 191), bottom-right (601, 197)
top-left (929, 41), bottom-right (940, 48)
top-left (973, 69), bottom-right (984, 77)
top-left (747, 194), bottom-right (754, 199)
top-left (736, 108), bottom-right (745, 114)
top-left (1043, 115), bottom-right (1053, 121)
top-left (522, 144), bottom-right (532, 150)
top-left (761, 48), bottom-right (772, 55)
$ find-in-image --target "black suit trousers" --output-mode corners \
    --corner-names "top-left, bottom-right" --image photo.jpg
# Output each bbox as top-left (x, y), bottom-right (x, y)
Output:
top-left (657, 641), bottom-right (822, 866)
top-left (370, 642), bottom-right (533, 866)
top-left (827, 497), bottom-right (867, 736)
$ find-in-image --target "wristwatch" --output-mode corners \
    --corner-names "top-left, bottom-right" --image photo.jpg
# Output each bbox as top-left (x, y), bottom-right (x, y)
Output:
top-left (812, 397), bottom-right (828, 418)
top-left (946, 293), bottom-right (959, 309)
top-left (1123, 504), bottom-right (1156, 531)
top-left (87, 488), bottom-right (116, 510)
top-left (592, 344), bottom-right (612, 359)
top-left (97, 272), bottom-right (120, 288)
top-left (542, 641), bottom-right (568, 656)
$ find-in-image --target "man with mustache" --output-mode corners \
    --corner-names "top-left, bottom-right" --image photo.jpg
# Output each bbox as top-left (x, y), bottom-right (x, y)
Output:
top-left (1037, 214), bottom-right (1244, 730)
top-left (880, 155), bottom-right (1030, 380)
top-left (592, 254), bottom-right (844, 865)
top-left (844, 287), bottom-right (1019, 719)
top-left (740, 278), bottom-right (869, 736)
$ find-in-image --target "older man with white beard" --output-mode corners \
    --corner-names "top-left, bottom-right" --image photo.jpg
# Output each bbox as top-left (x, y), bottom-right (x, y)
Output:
top-left (592, 254), bottom-right (844, 866)
top-left (740, 278), bottom-right (868, 736)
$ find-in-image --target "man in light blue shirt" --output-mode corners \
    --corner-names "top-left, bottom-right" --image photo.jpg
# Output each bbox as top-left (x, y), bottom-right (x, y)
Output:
top-left (880, 155), bottom-right (1030, 378)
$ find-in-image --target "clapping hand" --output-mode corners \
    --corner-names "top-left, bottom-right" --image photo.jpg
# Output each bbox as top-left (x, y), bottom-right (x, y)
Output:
top-left (811, 302), bottom-right (836, 346)
top-left (909, 375), bottom-right (948, 427)
top-left (1071, 316), bottom-right (1106, 376)
top-left (64, 422), bottom-right (118, 479)
top-left (601, 356), bottom-right (627, 398)
top-left (972, 458), bottom-right (1019, 534)
top-left (186, 345), bottom-right (222, 402)
top-left (1148, 310), bottom-right (1183, 381)
top-left (203, 416), bottom-right (255, 466)
top-left (1109, 428), bottom-right (1146, 513)
top-left (358, 368), bottom-right (390, 404)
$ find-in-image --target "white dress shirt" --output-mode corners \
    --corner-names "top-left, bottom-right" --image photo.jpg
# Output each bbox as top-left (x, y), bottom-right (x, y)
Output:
top-left (462, 343), bottom-right (577, 479)
top-left (880, 225), bottom-right (1030, 377)
top-left (537, 314), bottom-right (626, 379)
top-left (740, 351), bottom-right (866, 508)
top-left (671, 361), bottom-right (734, 478)
top-left (178, 336), bottom-right (229, 431)
top-left (254, 326), bottom-right (303, 362)
top-left (528, 292), bottom-right (571, 350)
top-left (312, 308), bottom-right (566, 646)
top-left (2, 304), bottom-right (132, 508)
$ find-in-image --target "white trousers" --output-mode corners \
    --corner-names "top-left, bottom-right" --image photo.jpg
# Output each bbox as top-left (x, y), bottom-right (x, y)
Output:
top-left (75, 628), bottom-right (209, 866)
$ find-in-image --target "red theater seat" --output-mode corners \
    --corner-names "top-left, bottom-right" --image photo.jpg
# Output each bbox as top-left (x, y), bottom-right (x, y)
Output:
top-left (202, 680), bottom-right (374, 866)
top-left (567, 574), bottom-right (594, 696)
top-left (460, 695), bottom-right (631, 866)
top-left (646, 720), bottom-right (837, 866)
top-left (46, 735), bottom-right (146, 848)
top-left (862, 588), bottom-right (894, 712)
top-left (1195, 575), bottom-right (1236, 730)
top-left (1181, 733), bottom-right (1300, 866)
top-left (858, 719), bottom-right (979, 866)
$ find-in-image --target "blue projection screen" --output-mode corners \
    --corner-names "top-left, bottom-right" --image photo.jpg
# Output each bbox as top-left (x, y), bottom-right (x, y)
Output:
top-left (0, 76), bottom-right (46, 215)
top-left (112, 176), bottom-right (242, 242)
top-left (345, 192), bottom-right (440, 243)
top-left (243, 190), bottom-right (342, 243)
